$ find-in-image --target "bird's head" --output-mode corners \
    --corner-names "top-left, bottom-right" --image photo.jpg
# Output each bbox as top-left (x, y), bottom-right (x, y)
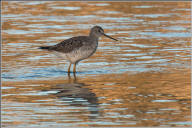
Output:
top-left (90, 26), bottom-right (118, 41)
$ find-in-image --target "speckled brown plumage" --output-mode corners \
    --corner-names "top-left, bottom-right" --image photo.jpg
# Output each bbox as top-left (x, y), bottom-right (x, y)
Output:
top-left (41, 36), bottom-right (91, 53)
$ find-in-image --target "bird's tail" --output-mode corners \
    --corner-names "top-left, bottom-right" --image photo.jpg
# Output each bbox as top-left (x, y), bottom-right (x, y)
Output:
top-left (39, 46), bottom-right (51, 50)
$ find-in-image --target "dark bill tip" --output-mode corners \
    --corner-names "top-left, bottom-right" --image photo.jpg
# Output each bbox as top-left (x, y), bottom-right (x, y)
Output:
top-left (103, 33), bottom-right (118, 41)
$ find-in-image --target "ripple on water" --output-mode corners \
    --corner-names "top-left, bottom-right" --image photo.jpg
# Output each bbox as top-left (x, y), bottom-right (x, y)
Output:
top-left (134, 5), bottom-right (154, 8)
top-left (140, 32), bottom-right (190, 38)
top-left (134, 13), bottom-right (175, 18)
top-left (2, 2), bottom-right (190, 127)
top-left (51, 6), bottom-right (81, 10)
top-left (21, 1), bottom-right (49, 5)
top-left (152, 100), bottom-right (178, 103)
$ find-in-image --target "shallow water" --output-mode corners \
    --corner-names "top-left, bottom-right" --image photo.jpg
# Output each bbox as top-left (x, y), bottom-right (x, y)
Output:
top-left (2, 1), bottom-right (191, 127)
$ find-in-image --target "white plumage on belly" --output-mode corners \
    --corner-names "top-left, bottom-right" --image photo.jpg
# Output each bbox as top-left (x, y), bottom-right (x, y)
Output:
top-left (53, 43), bottom-right (98, 64)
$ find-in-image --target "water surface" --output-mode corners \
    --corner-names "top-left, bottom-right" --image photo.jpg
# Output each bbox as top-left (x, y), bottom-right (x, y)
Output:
top-left (2, 1), bottom-right (191, 127)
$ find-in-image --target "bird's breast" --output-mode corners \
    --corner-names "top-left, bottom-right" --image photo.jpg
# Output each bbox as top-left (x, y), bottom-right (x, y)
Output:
top-left (67, 41), bottom-right (98, 63)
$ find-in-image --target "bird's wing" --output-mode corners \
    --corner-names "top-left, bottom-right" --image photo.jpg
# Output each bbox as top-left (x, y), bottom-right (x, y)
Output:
top-left (49, 36), bottom-right (88, 53)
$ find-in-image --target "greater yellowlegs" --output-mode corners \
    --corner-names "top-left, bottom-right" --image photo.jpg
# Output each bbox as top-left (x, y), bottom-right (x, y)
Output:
top-left (39, 26), bottom-right (118, 74)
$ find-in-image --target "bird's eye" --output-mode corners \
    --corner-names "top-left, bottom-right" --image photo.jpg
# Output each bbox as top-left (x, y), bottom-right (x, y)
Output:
top-left (98, 29), bottom-right (102, 33)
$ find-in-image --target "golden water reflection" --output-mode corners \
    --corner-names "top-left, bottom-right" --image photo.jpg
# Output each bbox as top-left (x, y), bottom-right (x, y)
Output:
top-left (2, 1), bottom-right (191, 127)
top-left (2, 68), bottom-right (190, 127)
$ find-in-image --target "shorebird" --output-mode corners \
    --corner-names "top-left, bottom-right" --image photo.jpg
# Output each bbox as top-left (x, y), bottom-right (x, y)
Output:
top-left (39, 26), bottom-right (118, 74)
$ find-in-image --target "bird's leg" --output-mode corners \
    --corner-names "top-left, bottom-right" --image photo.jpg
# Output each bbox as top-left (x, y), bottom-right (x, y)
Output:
top-left (73, 72), bottom-right (77, 82)
top-left (68, 63), bottom-right (71, 73)
top-left (73, 62), bottom-right (77, 73)
top-left (68, 71), bottom-right (71, 80)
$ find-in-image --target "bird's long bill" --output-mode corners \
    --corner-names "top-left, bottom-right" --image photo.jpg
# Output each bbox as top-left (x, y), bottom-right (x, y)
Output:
top-left (103, 33), bottom-right (118, 41)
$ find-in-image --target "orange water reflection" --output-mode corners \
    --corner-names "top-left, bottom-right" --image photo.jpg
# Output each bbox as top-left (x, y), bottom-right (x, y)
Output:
top-left (2, 1), bottom-right (191, 127)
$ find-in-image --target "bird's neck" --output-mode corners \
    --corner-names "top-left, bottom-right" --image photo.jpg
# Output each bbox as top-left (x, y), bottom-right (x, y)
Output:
top-left (89, 32), bottom-right (99, 40)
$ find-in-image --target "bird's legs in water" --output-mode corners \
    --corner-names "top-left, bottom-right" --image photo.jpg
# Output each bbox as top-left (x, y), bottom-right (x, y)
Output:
top-left (68, 63), bottom-right (71, 73)
top-left (73, 63), bottom-right (78, 81)
top-left (73, 62), bottom-right (77, 73)
top-left (68, 62), bottom-right (77, 73)
top-left (68, 63), bottom-right (77, 81)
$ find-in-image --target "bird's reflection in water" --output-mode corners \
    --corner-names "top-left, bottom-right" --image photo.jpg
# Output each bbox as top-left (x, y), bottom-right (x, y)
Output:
top-left (49, 73), bottom-right (99, 119)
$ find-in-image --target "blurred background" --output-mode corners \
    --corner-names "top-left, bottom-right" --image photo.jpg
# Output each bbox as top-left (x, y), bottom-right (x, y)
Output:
top-left (2, 1), bottom-right (191, 127)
